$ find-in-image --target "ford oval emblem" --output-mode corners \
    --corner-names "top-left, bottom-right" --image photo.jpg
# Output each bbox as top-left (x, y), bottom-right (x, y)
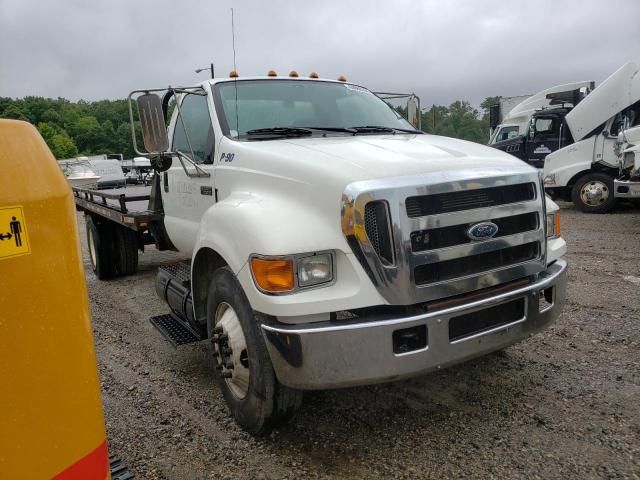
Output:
top-left (467, 222), bottom-right (499, 241)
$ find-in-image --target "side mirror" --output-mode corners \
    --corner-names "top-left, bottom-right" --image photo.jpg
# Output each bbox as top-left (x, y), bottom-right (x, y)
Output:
top-left (137, 93), bottom-right (169, 153)
top-left (617, 131), bottom-right (626, 145)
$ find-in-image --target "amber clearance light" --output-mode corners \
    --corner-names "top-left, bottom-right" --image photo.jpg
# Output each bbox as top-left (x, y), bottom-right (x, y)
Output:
top-left (251, 257), bottom-right (294, 293)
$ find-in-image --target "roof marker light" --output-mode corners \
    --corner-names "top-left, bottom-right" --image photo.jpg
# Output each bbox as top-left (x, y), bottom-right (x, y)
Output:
top-left (289, 70), bottom-right (299, 78)
top-left (267, 70), bottom-right (277, 77)
top-left (338, 75), bottom-right (347, 82)
top-left (309, 72), bottom-right (319, 79)
top-left (229, 70), bottom-right (239, 78)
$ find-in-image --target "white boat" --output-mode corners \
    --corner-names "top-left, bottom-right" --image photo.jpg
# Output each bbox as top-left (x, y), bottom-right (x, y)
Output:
top-left (58, 158), bottom-right (101, 188)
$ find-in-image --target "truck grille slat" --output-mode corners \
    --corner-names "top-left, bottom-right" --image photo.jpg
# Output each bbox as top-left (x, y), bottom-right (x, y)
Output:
top-left (414, 242), bottom-right (540, 285)
top-left (406, 182), bottom-right (536, 217)
top-left (410, 212), bottom-right (539, 252)
top-left (364, 201), bottom-right (394, 265)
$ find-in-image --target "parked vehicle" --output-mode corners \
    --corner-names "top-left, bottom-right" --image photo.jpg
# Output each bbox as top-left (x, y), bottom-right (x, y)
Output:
top-left (543, 62), bottom-right (640, 212)
top-left (59, 157), bottom-right (101, 187)
top-left (489, 81), bottom-right (594, 145)
top-left (490, 82), bottom-right (594, 168)
top-left (87, 154), bottom-right (127, 188)
top-left (74, 72), bottom-right (568, 433)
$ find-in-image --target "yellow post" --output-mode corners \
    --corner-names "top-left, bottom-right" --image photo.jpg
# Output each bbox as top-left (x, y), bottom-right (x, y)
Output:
top-left (0, 120), bottom-right (109, 479)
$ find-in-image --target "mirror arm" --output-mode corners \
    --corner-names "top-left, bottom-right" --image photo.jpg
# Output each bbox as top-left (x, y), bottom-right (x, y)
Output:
top-left (175, 151), bottom-right (210, 177)
top-left (173, 90), bottom-right (199, 166)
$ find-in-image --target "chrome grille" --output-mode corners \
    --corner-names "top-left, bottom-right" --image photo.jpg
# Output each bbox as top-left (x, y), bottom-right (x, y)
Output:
top-left (414, 242), bottom-right (540, 285)
top-left (406, 182), bottom-right (536, 217)
top-left (410, 212), bottom-right (539, 252)
top-left (341, 167), bottom-right (547, 305)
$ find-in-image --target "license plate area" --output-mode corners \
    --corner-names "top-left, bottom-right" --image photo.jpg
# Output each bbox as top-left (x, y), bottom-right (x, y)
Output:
top-left (449, 297), bottom-right (526, 342)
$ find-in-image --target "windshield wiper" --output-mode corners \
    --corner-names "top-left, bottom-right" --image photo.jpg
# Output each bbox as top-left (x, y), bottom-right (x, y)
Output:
top-left (350, 125), bottom-right (423, 134)
top-left (245, 127), bottom-right (313, 137)
top-left (300, 126), bottom-right (358, 134)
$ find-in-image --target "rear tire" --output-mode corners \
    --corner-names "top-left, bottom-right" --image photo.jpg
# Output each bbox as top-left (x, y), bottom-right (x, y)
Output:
top-left (85, 215), bottom-right (118, 279)
top-left (114, 225), bottom-right (139, 276)
top-left (571, 172), bottom-right (616, 213)
top-left (206, 267), bottom-right (302, 434)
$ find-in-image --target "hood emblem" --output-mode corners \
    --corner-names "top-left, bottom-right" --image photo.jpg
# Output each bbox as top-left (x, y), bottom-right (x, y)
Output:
top-left (467, 222), bottom-right (499, 241)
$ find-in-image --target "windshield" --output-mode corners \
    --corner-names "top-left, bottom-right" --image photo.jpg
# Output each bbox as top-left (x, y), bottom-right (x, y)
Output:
top-left (491, 125), bottom-right (520, 143)
top-left (214, 79), bottom-right (416, 138)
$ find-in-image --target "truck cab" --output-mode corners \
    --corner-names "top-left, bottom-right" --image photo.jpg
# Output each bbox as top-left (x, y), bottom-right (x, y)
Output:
top-left (489, 81), bottom-right (594, 146)
top-left (492, 107), bottom-right (574, 168)
top-left (79, 72), bottom-right (569, 433)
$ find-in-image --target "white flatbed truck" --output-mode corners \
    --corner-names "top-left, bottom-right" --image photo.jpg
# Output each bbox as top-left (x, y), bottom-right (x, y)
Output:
top-left (74, 72), bottom-right (568, 433)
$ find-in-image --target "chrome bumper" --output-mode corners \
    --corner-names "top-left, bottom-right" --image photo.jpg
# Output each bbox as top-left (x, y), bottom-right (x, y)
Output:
top-left (260, 259), bottom-right (567, 390)
top-left (614, 179), bottom-right (640, 198)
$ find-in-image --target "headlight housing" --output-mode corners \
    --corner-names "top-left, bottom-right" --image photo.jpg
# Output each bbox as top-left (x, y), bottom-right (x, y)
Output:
top-left (250, 251), bottom-right (335, 294)
top-left (546, 212), bottom-right (560, 239)
top-left (298, 253), bottom-right (333, 288)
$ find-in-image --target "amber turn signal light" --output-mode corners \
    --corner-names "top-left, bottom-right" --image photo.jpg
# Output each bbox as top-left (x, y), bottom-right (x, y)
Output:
top-left (251, 257), bottom-right (294, 293)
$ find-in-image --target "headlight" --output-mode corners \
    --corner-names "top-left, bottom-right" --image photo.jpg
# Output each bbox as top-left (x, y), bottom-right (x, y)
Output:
top-left (250, 252), bottom-right (334, 294)
top-left (544, 174), bottom-right (556, 186)
top-left (546, 212), bottom-right (560, 239)
top-left (298, 253), bottom-right (333, 287)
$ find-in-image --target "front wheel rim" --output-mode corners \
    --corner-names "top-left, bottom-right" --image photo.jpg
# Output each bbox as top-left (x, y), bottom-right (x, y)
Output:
top-left (580, 180), bottom-right (609, 206)
top-left (213, 302), bottom-right (250, 400)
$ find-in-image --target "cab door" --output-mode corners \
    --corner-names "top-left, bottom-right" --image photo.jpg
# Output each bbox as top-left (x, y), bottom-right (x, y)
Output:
top-left (162, 92), bottom-right (216, 254)
top-left (526, 115), bottom-right (560, 168)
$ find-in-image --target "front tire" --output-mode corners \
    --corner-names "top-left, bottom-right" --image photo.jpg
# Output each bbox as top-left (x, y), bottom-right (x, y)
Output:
top-left (206, 267), bottom-right (302, 434)
top-left (571, 172), bottom-right (616, 213)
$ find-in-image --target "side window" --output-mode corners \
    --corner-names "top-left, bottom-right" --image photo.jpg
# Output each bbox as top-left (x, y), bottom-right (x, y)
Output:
top-left (534, 117), bottom-right (555, 135)
top-left (172, 94), bottom-right (215, 164)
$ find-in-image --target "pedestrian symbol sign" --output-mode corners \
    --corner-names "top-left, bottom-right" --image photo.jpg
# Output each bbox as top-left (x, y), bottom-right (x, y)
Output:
top-left (0, 206), bottom-right (30, 260)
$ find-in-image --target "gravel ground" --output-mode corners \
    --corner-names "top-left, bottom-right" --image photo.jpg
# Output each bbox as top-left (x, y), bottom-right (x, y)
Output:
top-left (80, 202), bottom-right (640, 479)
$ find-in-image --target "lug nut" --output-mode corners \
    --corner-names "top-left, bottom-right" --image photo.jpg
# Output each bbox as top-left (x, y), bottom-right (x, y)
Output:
top-left (225, 361), bottom-right (234, 369)
top-left (219, 333), bottom-right (229, 342)
top-left (213, 326), bottom-right (223, 334)
top-left (223, 347), bottom-right (233, 356)
top-left (222, 371), bottom-right (233, 378)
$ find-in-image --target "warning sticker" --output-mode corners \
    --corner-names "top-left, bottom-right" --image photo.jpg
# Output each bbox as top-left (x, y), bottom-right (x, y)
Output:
top-left (0, 206), bottom-right (30, 260)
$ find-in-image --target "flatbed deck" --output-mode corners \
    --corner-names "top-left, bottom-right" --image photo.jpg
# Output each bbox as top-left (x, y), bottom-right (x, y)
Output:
top-left (73, 185), bottom-right (163, 230)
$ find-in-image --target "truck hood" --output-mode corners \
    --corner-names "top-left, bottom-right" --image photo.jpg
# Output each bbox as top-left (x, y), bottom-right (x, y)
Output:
top-left (566, 62), bottom-right (640, 141)
top-left (229, 133), bottom-right (534, 187)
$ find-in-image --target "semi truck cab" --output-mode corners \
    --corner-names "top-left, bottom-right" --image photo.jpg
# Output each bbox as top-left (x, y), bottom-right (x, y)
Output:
top-left (492, 107), bottom-right (574, 168)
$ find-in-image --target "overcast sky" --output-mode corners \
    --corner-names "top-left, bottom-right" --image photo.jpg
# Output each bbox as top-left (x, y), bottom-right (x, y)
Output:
top-left (1, 0), bottom-right (639, 108)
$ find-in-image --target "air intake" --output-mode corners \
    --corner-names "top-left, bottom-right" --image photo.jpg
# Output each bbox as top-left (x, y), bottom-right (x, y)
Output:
top-left (364, 201), bottom-right (394, 265)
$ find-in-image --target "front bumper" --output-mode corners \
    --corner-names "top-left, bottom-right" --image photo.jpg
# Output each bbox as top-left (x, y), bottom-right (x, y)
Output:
top-left (614, 178), bottom-right (640, 198)
top-left (260, 259), bottom-right (567, 390)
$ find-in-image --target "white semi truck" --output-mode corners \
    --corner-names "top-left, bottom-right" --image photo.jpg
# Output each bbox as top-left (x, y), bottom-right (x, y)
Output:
top-left (543, 62), bottom-right (640, 212)
top-left (74, 72), bottom-right (568, 433)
